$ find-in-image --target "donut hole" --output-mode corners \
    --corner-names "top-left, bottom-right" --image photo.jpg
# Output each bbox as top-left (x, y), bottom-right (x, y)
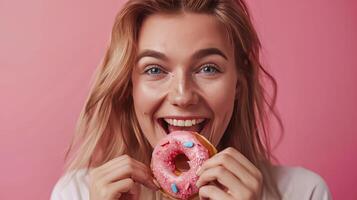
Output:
top-left (174, 153), bottom-right (190, 173)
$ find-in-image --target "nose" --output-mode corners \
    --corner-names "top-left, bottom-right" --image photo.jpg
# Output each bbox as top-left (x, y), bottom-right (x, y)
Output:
top-left (167, 72), bottom-right (199, 108)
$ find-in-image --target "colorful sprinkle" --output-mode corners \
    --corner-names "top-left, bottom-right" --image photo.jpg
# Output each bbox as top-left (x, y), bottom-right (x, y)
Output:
top-left (171, 183), bottom-right (179, 193)
top-left (183, 141), bottom-right (194, 148)
top-left (160, 141), bottom-right (169, 147)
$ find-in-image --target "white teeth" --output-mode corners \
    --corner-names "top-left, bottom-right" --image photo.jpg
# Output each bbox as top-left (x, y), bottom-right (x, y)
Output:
top-left (184, 120), bottom-right (192, 127)
top-left (178, 120), bottom-right (184, 126)
top-left (163, 118), bottom-right (205, 127)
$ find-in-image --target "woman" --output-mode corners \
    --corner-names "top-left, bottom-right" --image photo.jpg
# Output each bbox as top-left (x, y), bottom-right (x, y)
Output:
top-left (51, 0), bottom-right (332, 199)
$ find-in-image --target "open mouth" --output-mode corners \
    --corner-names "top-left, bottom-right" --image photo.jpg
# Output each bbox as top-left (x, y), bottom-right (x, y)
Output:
top-left (158, 118), bottom-right (209, 135)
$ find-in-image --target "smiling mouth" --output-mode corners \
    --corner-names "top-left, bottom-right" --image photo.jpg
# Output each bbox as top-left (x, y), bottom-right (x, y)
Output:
top-left (158, 118), bottom-right (209, 134)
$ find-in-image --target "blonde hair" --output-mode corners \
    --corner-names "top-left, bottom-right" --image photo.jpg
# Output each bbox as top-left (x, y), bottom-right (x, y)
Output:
top-left (65, 0), bottom-right (284, 199)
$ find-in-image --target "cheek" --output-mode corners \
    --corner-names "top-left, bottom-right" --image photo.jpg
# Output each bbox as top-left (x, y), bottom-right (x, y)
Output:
top-left (200, 77), bottom-right (236, 115)
top-left (132, 77), bottom-right (152, 124)
top-left (132, 82), bottom-right (156, 145)
top-left (132, 78), bottom-right (167, 142)
top-left (212, 88), bottom-right (235, 139)
top-left (199, 76), bottom-right (237, 144)
top-left (132, 79), bottom-right (161, 116)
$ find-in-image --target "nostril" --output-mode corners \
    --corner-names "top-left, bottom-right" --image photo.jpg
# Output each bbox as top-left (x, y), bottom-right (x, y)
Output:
top-left (170, 91), bottom-right (199, 108)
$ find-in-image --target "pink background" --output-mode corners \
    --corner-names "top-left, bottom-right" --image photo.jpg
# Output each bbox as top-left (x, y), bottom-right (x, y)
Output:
top-left (1, 0), bottom-right (356, 199)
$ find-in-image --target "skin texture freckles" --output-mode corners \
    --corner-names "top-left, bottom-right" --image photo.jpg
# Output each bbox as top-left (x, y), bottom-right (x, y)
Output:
top-left (131, 12), bottom-right (238, 148)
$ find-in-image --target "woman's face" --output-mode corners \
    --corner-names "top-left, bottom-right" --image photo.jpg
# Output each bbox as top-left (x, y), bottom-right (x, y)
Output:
top-left (131, 12), bottom-right (238, 147)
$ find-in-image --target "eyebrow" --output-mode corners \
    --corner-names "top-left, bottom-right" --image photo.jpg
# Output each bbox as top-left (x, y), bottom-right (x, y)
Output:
top-left (136, 47), bottom-right (228, 62)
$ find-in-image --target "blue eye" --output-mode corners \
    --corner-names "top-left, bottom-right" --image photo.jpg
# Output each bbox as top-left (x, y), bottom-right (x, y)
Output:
top-left (144, 65), bottom-right (165, 75)
top-left (198, 64), bottom-right (220, 74)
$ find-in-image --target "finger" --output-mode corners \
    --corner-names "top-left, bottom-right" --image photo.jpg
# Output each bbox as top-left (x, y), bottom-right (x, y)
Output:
top-left (100, 154), bottom-right (131, 169)
top-left (90, 155), bottom-right (158, 190)
top-left (196, 166), bottom-right (251, 199)
top-left (89, 155), bottom-right (130, 180)
top-left (197, 152), bottom-right (261, 191)
top-left (101, 159), bottom-right (158, 190)
top-left (107, 178), bottom-right (135, 199)
top-left (199, 185), bottom-right (232, 200)
top-left (221, 147), bottom-right (262, 178)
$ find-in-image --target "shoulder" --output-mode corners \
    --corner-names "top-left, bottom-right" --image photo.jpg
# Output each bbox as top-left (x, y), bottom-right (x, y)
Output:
top-left (271, 165), bottom-right (333, 200)
top-left (50, 169), bottom-right (90, 200)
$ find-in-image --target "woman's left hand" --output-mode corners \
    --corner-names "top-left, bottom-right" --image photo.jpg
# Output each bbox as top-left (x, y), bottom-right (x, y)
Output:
top-left (196, 147), bottom-right (263, 200)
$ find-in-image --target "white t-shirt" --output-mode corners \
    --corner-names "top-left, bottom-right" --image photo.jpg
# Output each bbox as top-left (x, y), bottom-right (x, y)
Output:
top-left (51, 165), bottom-right (332, 200)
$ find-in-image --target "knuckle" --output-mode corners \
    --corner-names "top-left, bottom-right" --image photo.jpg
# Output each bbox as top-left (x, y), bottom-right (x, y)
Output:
top-left (127, 160), bottom-right (136, 171)
top-left (123, 164), bottom-right (134, 174)
top-left (225, 147), bottom-right (236, 154)
top-left (124, 156), bottom-right (134, 166)
top-left (215, 166), bottom-right (226, 174)
top-left (219, 152), bottom-right (231, 162)
top-left (121, 154), bottom-right (130, 161)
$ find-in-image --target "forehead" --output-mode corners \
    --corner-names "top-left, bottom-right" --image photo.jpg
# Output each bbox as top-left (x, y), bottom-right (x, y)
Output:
top-left (137, 12), bottom-right (233, 58)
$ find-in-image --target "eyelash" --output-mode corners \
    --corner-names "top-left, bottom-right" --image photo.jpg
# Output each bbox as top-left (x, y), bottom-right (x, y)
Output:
top-left (144, 65), bottom-right (166, 75)
top-left (198, 63), bottom-right (220, 74)
top-left (143, 63), bottom-right (221, 76)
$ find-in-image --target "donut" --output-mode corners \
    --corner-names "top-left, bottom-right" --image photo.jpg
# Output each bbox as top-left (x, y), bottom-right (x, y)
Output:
top-left (151, 131), bottom-right (217, 200)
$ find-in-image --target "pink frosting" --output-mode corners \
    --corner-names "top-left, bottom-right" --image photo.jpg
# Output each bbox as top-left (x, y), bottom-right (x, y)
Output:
top-left (151, 131), bottom-right (210, 200)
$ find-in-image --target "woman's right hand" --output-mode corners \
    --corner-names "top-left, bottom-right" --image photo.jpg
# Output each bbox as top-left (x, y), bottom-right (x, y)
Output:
top-left (88, 154), bottom-right (159, 200)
